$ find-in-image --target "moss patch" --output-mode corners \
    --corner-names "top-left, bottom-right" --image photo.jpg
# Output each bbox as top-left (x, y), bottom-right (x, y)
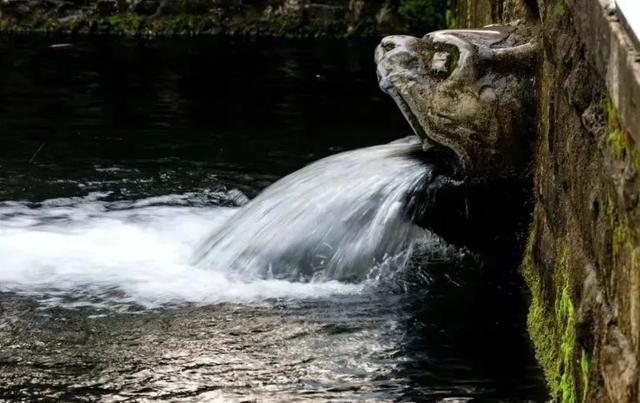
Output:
top-left (580, 350), bottom-right (592, 402)
top-left (606, 98), bottom-right (640, 171)
top-left (550, 1), bottom-right (567, 18)
top-left (522, 220), bottom-right (579, 402)
top-left (107, 14), bottom-right (145, 34)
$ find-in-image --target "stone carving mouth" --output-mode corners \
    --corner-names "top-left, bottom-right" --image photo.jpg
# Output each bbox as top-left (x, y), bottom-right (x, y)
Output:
top-left (383, 86), bottom-right (460, 170)
top-left (384, 87), bottom-right (426, 139)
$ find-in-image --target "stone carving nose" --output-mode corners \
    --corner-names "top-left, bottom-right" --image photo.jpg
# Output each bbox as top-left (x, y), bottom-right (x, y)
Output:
top-left (381, 37), bottom-right (398, 52)
top-left (380, 36), bottom-right (417, 53)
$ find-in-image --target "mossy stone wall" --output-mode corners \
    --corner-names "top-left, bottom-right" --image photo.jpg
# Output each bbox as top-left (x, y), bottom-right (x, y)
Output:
top-left (457, 0), bottom-right (640, 401)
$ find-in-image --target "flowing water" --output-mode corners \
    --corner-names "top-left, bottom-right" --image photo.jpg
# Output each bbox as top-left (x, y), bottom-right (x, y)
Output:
top-left (0, 36), bottom-right (546, 402)
top-left (195, 137), bottom-right (433, 282)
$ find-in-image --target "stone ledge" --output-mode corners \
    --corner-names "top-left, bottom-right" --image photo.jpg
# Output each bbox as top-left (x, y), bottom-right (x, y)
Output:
top-left (616, 0), bottom-right (639, 48)
top-left (571, 0), bottom-right (640, 142)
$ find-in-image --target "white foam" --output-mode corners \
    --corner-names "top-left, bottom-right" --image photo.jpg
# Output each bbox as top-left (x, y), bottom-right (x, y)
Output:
top-left (0, 193), bottom-right (361, 311)
top-left (0, 140), bottom-right (436, 311)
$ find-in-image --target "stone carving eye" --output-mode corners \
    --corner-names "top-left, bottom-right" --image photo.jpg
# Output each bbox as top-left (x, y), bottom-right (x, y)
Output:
top-left (431, 52), bottom-right (450, 75)
top-left (427, 43), bottom-right (459, 79)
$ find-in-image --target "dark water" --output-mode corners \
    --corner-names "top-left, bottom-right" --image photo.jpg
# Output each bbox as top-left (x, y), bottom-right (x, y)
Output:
top-left (0, 35), bottom-right (408, 201)
top-left (0, 35), bottom-right (546, 402)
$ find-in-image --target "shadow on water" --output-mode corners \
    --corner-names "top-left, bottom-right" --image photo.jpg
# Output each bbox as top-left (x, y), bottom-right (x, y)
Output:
top-left (0, 35), bottom-right (547, 401)
top-left (394, 251), bottom-right (547, 401)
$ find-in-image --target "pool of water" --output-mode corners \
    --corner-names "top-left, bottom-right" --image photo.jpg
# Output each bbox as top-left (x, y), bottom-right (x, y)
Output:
top-left (0, 35), bottom-right (546, 402)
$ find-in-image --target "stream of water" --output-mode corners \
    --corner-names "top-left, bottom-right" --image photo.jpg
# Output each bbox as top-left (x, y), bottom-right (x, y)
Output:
top-left (0, 35), bottom-right (546, 402)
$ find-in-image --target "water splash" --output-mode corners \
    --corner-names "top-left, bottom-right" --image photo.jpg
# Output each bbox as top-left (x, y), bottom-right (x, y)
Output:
top-left (0, 137), bottom-right (439, 310)
top-left (195, 136), bottom-right (434, 282)
top-left (0, 193), bottom-right (361, 311)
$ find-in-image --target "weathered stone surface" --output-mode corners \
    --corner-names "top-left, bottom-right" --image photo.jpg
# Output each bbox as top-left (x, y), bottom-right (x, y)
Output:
top-left (375, 23), bottom-right (538, 176)
top-left (453, 0), bottom-right (640, 401)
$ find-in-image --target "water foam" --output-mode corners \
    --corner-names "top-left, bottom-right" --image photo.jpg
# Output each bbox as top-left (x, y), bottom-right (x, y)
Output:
top-left (0, 193), bottom-right (361, 311)
top-left (0, 138), bottom-right (436, 310)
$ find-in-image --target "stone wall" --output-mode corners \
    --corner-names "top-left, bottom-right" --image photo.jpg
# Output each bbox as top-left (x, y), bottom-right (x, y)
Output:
top-left (456, 0), bottom-right (640, 401)
top-left (0, 0), bottom-right (405, 37)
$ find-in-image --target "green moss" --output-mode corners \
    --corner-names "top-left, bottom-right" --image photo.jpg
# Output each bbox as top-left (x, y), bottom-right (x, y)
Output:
top-left (522, 219), bottom-right (579, 402)
top-left (611, 214), bottom-right (640, 284)
top-left (107, 14), bottom-right (144, 33)
top-left (551, 1), bottom-right (567, 18)
top-left (607, 194), bottom-right (615, 226)
top-left (557, 286), bottom-right (577, 403)
top-left (606, 98), bottom-right (640, 171)
top-left (613, 225), bottom-right (627, 265)
top-left (580, 350), bottom-right (592, 402)
top-left (609, 126), bottom-right (626, 159)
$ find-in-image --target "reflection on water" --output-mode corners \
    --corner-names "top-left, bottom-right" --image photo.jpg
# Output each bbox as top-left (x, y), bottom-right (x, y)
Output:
top-left (0, 35), bottom-right (546, 401)
top-left (0, 35), bottom-right (408, 201)
top-left (1, 287), bottom-right (544, 402)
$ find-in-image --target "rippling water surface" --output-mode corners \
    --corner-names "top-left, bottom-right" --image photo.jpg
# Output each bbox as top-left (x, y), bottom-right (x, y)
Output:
top-left (0, 35), bottom-right (546, 401)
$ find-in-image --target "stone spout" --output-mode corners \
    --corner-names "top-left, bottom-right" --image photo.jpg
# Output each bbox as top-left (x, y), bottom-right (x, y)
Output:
top-left (375, 22), bottom-right (539, 177)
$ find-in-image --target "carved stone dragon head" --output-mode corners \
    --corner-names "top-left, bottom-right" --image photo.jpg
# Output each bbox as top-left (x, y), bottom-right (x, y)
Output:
top-left (375, 23), bottom-right (538, 176)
